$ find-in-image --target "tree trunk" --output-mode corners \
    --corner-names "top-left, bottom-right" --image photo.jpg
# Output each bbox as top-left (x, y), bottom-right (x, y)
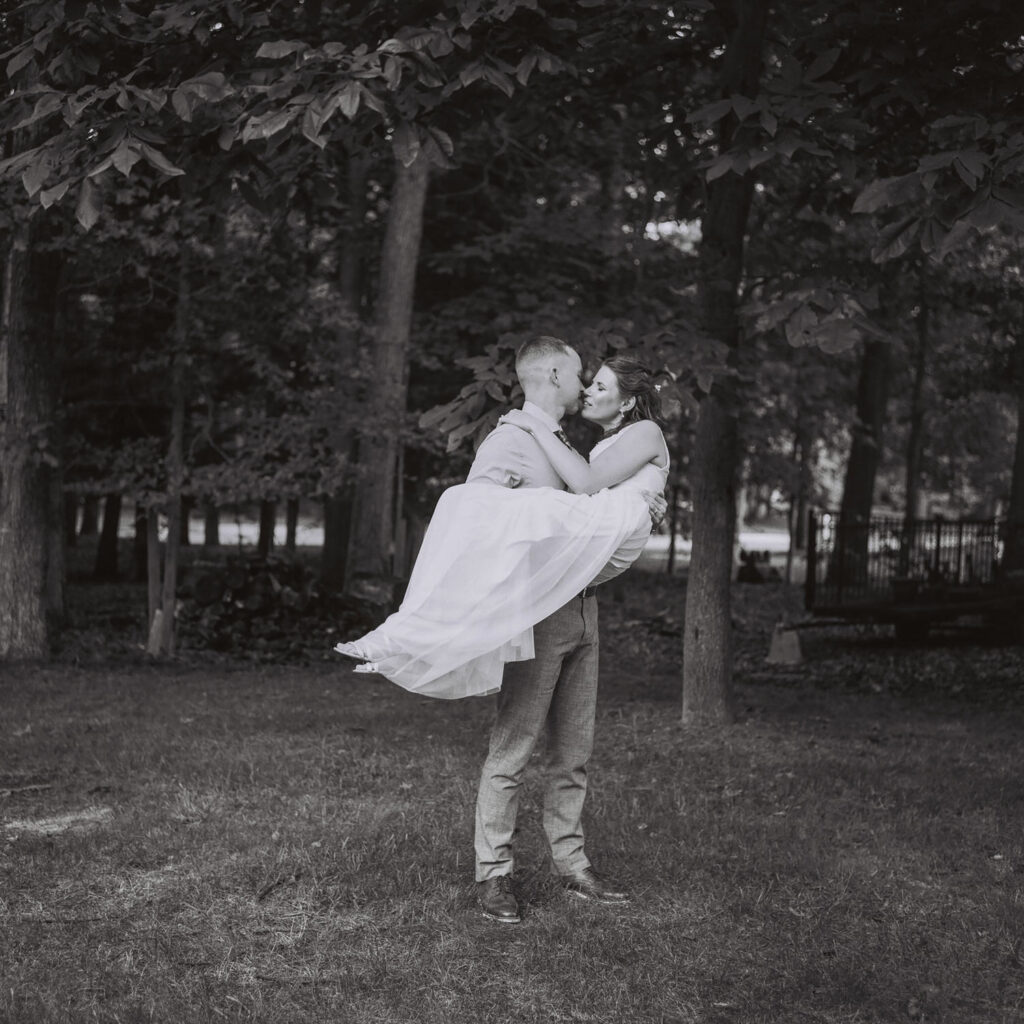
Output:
top-left (204, 504), bottom-right (219, 547)
top-left (285, 497), bottom-right (299, 551)
top-left (322, 152), bottom-right (369, 589)
top-left (903, 268), bottom-right (930, 527)
top-left (80, 495), bottom-right (100, 536)
top-left (133, 504), bottom-right (148, 582)
top-left (0, 222), bottom-right (60, 660)
top-left (1003, 335), bottom-right (1024, 574)
top-left (323, 487), bottom-right (355, 590)
top-left (153, 253), bottom-right (189, 657)
top-left (94, 491), bottom-right (122, 580)
top-left (146, 512), bottom-right (161, 635)
top-left (46, 449), bottom-right (66, 627)
top-left (346, 152), bottom-right (430, 598)
top-left (257, 500), bottom-right (276, 557)
top-left (681, 0), bottom-right (767, 727)
top-left (65, 494), bottom-right (79, 547)
top-left (831, 340), bottom-right (891, 583)
top-left (794, 412), bottom-right (813, 551)
top-left (179, 496), bottom-right (193, 545)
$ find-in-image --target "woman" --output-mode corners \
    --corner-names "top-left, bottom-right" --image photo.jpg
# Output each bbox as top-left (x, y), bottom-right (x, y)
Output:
top-left (335, 355), bottom-right (670, 699)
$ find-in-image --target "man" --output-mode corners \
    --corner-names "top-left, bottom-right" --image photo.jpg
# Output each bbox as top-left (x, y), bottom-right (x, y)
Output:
top-left (467, 335), bottom-right (665, 923)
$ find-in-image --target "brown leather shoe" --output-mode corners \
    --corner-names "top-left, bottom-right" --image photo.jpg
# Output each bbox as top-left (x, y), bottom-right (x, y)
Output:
top-left (557, 867), bottom-right (630, 904)
top-left (477, 875), bottom-right (521, 923)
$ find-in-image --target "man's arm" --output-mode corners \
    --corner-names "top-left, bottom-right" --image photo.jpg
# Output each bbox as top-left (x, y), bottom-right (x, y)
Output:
top-left (466, 425), bottom-right (524, 488)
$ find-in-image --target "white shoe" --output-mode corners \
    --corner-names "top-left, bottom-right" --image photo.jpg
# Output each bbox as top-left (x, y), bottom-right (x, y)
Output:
top-left (334, 642), bottom-right (366, 662)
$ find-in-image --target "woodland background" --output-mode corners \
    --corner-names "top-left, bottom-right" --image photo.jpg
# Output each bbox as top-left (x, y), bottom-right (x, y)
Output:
top-left (1, 1), bottom-right (1023, 724)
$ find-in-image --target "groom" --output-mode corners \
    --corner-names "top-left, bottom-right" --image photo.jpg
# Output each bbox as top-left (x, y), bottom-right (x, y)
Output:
top-left (467, 335), bottom-right (665, 923)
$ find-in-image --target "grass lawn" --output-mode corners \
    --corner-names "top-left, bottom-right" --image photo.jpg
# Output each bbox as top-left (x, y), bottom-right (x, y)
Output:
top-left (2, 569), bottom-right (1023, 1023)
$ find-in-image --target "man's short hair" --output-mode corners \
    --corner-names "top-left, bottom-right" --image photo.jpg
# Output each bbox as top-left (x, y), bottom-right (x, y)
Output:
top-left (515, 336), bottom-right (573, 374)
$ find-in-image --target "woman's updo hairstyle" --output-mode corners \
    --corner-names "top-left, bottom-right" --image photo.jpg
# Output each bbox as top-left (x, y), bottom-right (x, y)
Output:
top-left (603, 355), bottom-right (666, 428)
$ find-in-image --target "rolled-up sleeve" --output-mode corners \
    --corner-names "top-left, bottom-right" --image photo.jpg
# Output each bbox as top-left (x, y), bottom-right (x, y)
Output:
top-left (466, 427), bottom-right (524, 488)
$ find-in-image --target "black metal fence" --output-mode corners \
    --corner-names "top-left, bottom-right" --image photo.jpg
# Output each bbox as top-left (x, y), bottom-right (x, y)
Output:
top-left (806, 513), bottom-right (1023, 613)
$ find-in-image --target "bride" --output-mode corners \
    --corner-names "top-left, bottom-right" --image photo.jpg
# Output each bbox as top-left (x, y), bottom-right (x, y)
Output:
top-left (334, 352), bottom-right (670, 699)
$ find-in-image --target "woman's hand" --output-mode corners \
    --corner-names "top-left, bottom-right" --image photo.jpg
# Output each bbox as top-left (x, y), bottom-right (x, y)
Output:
top-left (498, 408), bottom-right (545, 434)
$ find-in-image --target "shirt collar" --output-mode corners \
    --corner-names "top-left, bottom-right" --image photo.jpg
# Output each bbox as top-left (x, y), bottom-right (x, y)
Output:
top-left (522, 400), bottom-right (562, 433)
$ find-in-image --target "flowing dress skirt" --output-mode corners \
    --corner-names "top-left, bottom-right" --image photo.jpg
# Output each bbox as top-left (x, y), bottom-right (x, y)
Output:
top-left (336, 482), bottom-right (650, 699)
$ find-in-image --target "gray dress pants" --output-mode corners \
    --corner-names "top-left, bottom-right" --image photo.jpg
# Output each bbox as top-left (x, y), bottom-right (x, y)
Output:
top-left (474, 593), bottom-right (599, 881)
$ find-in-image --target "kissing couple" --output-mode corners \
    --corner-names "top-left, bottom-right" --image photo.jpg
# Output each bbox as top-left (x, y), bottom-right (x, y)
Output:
top-left (336, 335), bottom-right (670, 923)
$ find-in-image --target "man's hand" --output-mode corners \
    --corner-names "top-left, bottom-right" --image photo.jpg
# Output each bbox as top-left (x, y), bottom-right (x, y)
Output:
top-left (641, 489), bottom-right (668, 529)
top-left (498, 408), bottom-right (545, 434)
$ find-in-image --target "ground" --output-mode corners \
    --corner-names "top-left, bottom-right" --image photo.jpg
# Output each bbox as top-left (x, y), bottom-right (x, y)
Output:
top-left (1, 558), bottom-right (1022, 1023)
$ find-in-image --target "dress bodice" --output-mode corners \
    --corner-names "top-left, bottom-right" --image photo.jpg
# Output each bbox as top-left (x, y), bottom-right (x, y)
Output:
top-left (589, 423), bottom-right (670, 495)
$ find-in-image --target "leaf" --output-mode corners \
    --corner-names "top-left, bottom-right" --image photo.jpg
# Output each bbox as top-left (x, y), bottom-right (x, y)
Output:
top-left (805, 48), bottom-right (840, 81)
top-left (918, 218), bottom-right (945, 255)
top-left (241, 107), bottom-right (298, 142)
top-left (811, 317), bottom-right (861, 354)
top-left (851, 173), bottom-right (919, 214)
top-left (256, 40), bottom-right (309, 60)
top-left (929, 114), bottom-right (983, 133)
top-left (421, 131), bottom-right (456, 170)
top-left (964, 197), bottom-right (1007, 231)
top-left (953, 150), bottom-right (987, 190)
top-left (11, 92), bottom-right (62, 131)
top-left (731, 94), bottom-right (759, 121)
top-left (301, 105), bottom-right (327, 147)
top-left (686, 98), bottom-right (733, 126)
top-left (871, 216), bottom-right (920, 262)
top-left (392, 121), bottom-right (420, 167)
top-left (172, 86), bottom-right (194, 122)
top-left (784, 305), bottom-right (818, 345)
top-left (419, 398), bottom-right (458, 430)
top-left (139, 142), bottom-right (185, 177)
top-left (705, 154), bottom-right (734, 181)
top-left (382, 54), bottom-right (402, 89)
top-left (22, 155), bottom-right (50, 197)
top-left (111, 141), bottom-right (142, 176)
top-left (934, 219), bottom-right (975, 260)
top-left (75, 178), bottom-right (101, 230)
top-left (38, 179), bottom-right (70, 208)
top-left (516, 52), bottom-right (538, 86)
top-left (185, 71), bottom-right (230, 99)
top-left (917, 151), bottom-right (957, 173)
top-left (759, 110), bottom-right (778, 136)
top-left (337, 82), bottom-right (361, 119)
top-left (482, 66), bottom-right (515, 97)
top-left (7, 46), bottom-right (35, 79)
top-left (427, 126), bottom-right (454, 158)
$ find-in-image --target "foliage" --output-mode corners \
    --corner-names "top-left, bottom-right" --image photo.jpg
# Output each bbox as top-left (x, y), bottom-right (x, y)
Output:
top-left (175, 552), bottom-right (378, 661)
top-left (1, 0), bottom-right (1022, 562)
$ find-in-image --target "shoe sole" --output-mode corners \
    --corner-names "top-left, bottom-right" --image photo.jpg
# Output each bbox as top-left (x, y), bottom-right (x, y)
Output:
top-left (481, 910), bottom-right (521, 923)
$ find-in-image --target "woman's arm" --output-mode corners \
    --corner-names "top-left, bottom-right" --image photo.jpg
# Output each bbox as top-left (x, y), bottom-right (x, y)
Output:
top-left (500, 411), bottom-right (664, 494)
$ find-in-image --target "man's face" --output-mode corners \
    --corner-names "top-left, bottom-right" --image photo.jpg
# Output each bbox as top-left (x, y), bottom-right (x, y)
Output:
top-left (553, 349), bottom-right (585, 417)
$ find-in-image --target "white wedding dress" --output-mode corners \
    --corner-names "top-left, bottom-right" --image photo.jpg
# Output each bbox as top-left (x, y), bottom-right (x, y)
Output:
top-left (335, 425), bottom-right (669, 699)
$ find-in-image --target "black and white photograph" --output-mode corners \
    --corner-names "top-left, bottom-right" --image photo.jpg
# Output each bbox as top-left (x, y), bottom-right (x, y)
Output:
top-left (2, 2), bottom-right (1022, 1021)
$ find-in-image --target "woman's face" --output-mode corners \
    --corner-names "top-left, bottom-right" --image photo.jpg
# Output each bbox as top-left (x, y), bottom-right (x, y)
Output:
top-left (581, 365), bottom-right (628, 427)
